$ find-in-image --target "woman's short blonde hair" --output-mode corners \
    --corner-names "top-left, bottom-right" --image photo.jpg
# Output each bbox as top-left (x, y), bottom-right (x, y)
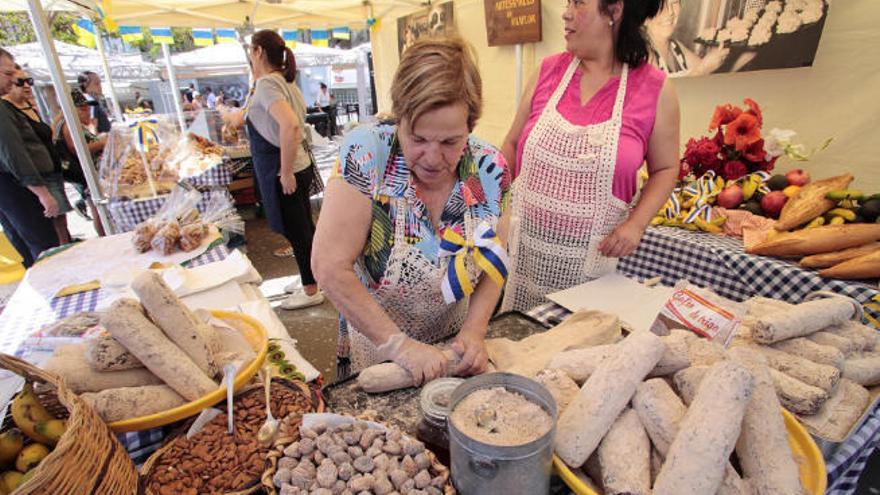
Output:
top-left (391, 36), bottom-right (482, 132)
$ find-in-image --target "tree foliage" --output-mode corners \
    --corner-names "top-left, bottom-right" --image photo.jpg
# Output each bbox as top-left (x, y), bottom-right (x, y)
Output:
top-left (0, 12), bottom-right (79, 47)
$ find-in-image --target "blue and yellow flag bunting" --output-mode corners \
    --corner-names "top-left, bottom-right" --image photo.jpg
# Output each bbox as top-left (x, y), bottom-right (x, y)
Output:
top-left (129, 118), bottom-right (160, 152)
top-left (150, 27), bottom-right (173, 44)
top-left (282, 30), bottom-right (298, 49)
top-left (119, 25), bottom-right (143, 43)
top-left (73, 18), bottom-right (97, 48)
top-left (331, 27), bottom-right (350, 40)
top-left (216, 28), bottom-right (236, 44)
top-left (439, 222), bottom-right (509, 304)
top-left (192, 28), bottom-right (214, 46)
top-left (311, 29), bottom-right (329, 47)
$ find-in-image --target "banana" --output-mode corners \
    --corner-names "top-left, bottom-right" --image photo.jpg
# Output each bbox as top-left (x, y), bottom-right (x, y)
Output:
top-left (34, 420), bottom-right (66, 446)
top-left (0, 430), bottom-right (23, 467)
top-left (826, 190), bottom-right (864, 201)
top-left (829, 216), bottom-right (846, 225)
top-left (694, 218), bottom-right (723, 233)
top-left (710, 216), bottom-right (727, 227)
top-left (11, 384), bottom-right (56, 445)
top-left (0, 471), bottom-right (22, 493)
top-left (805, 217), bottom-right (826, 229)
top-left (742, 179), bottom-right (758, 201)
top-left (715, 176), bottom-right (725, 191)
top-left (650, 216), bottom-right (665, 226)
top-left (14, 444), bottom-right (49, 473)
top-left (828, 208), bottom-right (857, 222)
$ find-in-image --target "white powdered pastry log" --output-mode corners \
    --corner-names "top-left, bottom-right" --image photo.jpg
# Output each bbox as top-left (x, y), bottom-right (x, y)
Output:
top-left (729, 347), bottom-right (803, 495)
top-left (42, 343), bottom-right (163, 393)
top-left (798, 379), bottom-right (870, 442)
top-left (771, 338), bottom-right (845, 369)
top-left (672, 366), bottom-right (708, 405)
top-left (597, 409), bottom-right (650, 495)
top-left (81, 385), bottom-right (187, 422)
top-left (533, 369), bottom-right (579, 415)
top-left (650, 330), bottom-right (695, 377)
top-left (554, 331), bottom-right (666, 467)
top-left (842, 354), bottom-right (880, 386)
top-left (632, 378), bottom-right (747, 495)
top-left (357, 349), bottom-right (461, 393)
top-left (746, 344), bottom-right (840, 392)
top-left (86, 334), bottom-right (144, 371)
top-left (768, 368), bottom-right (828, 416)
top-left (653, 361), bottom-right (754, 495)
top-left (102, 299), bottom-right (218, 402)
top-left (751, 297), bottom-right (855, 344)
top-left (827, 321), bottom-right (879, 351)
top-left (546, 345), bottom-right (615, 383)
top-left (131, 270), bottom-right (219, 376)
top-left (808, 331), bottom-right (860, 356)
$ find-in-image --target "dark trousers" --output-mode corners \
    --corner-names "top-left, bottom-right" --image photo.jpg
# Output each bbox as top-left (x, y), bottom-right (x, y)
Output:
top-left (0, 174), bottom-right (59, 267)
top-left (320, 105), bottom-right (338, 136)
top-left (276, 168), bottom-right (317, 286)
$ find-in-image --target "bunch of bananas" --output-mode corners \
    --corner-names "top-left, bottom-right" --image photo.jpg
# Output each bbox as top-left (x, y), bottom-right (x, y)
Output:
top-left (0, 384), bottom-right (67, 493)
top-left (809, 191), bottom-right (880, 227)
top-left (651, 211), bottom-right (727, 233)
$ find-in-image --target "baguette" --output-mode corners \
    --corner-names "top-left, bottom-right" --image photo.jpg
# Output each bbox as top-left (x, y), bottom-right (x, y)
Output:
top-left (748, 223), bottom-right (880, 257)
top-left (775, 173), bottom-right (853, 231)
top-left (729, 347), bottom-right (803, 495)
top-left (554, 331), bottom-right (666, 467)
top-left (800, 242), bottom-right (880, 268)
top-left (654, 361), bottom-right (754, 495)
top-left (597, 409), bottom-right (650, 495)
top-left (101, 299), bottom-right (218, 401)
top-left (820, 248), bottom-right (880, 279)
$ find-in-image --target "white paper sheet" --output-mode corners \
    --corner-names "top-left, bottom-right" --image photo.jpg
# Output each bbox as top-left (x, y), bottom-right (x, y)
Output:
top-left (546, 273), bottom-right (674, 333)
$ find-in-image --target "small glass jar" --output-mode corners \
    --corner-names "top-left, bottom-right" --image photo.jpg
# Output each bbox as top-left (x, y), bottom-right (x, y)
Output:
top-left (416, 378), bottom-right (463, 467)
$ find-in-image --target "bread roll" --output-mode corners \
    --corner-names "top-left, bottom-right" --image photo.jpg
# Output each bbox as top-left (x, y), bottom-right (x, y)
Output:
top-left (597, 409), bottom-right (650, 495)
top-left (554, 331), bottom-right (666, 467)
top-left (729, 347), bottom-right (803, 495)
top-left (748, 223), bottom-right (880, 257)
top-left (81, 385), bottom-right (187, 422)
top-left (131, 270), bottom-right (218, 376)
top-left (42, 344), bottom-right (162, 393)
top-left (653, 361), bottom-right (754, 495)
top-left (775, 173), bottom-right (853, 231)
top-left (101, 299), bottom-right (218, 401)
top-left (800, 242), bottom-right (880, 268)
top-left (750, 297), bottom-right (855, 344)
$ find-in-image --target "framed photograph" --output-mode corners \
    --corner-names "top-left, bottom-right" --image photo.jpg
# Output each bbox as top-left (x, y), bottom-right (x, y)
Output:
top-left (397, 2), bottom-right (456, 57)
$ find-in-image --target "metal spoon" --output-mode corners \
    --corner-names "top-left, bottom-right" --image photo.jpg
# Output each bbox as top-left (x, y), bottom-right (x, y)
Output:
top-left (257, 366), bottom-right (279, 446)
top-left (223, 363), bottom-right (237, 435)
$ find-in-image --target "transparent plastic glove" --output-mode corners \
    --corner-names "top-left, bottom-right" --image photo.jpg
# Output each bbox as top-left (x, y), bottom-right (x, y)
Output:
top-left (377, 333), bottom-right (448, 386)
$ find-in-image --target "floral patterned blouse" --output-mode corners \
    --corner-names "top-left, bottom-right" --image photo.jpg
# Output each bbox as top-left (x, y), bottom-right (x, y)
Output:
top-left (333, 124), bottom-right (510, 361)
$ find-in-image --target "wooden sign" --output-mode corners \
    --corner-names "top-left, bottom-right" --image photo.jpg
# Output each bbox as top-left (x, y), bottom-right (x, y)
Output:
top-left (484, 0), bottom-right (542, 47)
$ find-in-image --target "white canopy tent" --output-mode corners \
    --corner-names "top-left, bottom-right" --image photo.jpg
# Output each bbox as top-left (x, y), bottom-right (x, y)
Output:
top-left (5, 41), bottom-right (159, 83)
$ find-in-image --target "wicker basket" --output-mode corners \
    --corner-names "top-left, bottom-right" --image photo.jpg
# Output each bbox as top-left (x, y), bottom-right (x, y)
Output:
top-left (261, 412), bottom-right (456, 495)
top-left (0, 353), bottom-right (138, 495)
top-left (140, 377), bottom-right (323, 495)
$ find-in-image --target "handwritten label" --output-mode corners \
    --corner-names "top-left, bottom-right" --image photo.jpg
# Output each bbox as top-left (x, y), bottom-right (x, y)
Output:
top-left (484, 0), bottom-right (542, 46)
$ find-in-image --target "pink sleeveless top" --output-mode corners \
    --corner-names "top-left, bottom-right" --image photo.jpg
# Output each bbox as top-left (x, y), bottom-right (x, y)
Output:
top-left (515, 52), bottom-right (666, 203)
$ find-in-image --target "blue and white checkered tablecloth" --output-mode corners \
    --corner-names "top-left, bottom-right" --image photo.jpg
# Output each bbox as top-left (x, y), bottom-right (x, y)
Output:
top-left (109, 189), bottom-right (236, 233)
top-left (182, 161), bottom-right (233, 188)
top-left (524, 227), bottom-right (880, 494)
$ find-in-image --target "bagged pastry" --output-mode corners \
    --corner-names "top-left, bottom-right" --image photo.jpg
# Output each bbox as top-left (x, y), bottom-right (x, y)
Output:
top-left (133, 220), bottom-right (159, 253)
top-left (151, 219), bottom-right (181, 255)
top-left (179, 221), bottom-right (209, 251)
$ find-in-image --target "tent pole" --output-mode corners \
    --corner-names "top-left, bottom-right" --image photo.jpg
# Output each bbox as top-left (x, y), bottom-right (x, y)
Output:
top-left (95, 29), bottom-right (124, 122)
top-left (515, 43), bottom-right (523, 99)
top-left (24, 0), bottom-right (115, 235)
top-left (356, 50), bottom-right (369, 121)
top-left (162, 43), bottom-right (187, 132)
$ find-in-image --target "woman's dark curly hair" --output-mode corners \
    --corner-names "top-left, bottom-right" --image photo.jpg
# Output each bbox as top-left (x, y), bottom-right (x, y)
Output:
top-left (600, 0), bottom-right (666, 67)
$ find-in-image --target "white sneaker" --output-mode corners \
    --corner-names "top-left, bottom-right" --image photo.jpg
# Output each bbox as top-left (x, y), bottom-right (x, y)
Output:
top-left (280, 290), bottom-right (325, 310)
top-left (284, 281), bottom-right (302, 293)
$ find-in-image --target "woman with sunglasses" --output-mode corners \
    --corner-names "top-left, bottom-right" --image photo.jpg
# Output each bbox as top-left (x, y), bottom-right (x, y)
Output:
top-left (3, 66), bottom-right (73, 244)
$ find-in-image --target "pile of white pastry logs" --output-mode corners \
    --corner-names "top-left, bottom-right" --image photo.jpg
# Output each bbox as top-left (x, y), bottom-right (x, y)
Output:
top-left (542, 329), bottom-right (805, 495)
top-left (40, 270), bottom-right (254, 423)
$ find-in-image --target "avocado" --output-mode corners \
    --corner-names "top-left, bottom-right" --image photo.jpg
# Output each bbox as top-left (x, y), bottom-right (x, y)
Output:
top-left (741, 200), bottom-right (763, 216)
top-left (858, 199), bottom-right (880, 221)
top-left (767, 174), bottom-right (790, 191)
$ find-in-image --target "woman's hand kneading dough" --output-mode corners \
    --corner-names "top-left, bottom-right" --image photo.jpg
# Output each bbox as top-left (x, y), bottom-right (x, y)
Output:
top-left (378, 334), bottom-right (448, 385)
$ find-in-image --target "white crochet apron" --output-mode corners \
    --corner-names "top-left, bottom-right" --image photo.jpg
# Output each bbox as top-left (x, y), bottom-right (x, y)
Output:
top-left (501, 59), bottom-right (630, 313)
top-left (349, 197), bottom-right (480, 372)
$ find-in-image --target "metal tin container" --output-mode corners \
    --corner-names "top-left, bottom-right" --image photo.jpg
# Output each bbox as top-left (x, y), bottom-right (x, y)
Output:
top-left (447, 372), bottom-right (557, 495)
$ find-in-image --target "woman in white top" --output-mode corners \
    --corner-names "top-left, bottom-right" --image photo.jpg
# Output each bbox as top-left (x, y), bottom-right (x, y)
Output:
top-left (246, 29), bottom-right (324, 309)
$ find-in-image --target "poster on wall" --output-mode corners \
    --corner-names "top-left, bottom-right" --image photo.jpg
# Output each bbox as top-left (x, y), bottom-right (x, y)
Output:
top-left (484, 0), bottom-right (542, 46)
top-left (646, 0), bottom-right (830, 77)
top-left (397, 2), bottom-right (456, 56)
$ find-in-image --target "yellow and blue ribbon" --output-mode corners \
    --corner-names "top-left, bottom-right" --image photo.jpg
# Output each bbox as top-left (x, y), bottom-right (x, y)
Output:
top-left (439, 222), bottom-right (509, 304)
top-left (683, 171), bottom-right (720, 223)
top-left (129, 117), bottom-right (159, 152)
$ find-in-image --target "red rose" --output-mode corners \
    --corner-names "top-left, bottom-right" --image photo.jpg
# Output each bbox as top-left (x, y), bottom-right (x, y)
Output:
top-left (743, 139), bottom-right (766, 162)
top-left (683, 136), bottom-right (721, 169)
top-left (761, 156), bottom-right (779, 172)
top-left (722, 160), bottom-right (749, 181)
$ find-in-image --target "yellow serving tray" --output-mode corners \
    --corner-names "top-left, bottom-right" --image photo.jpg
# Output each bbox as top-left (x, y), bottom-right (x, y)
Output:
top-left (108, 309), bottom-right (268, 432)
top-left (554, 408), bottom-right (826, 495)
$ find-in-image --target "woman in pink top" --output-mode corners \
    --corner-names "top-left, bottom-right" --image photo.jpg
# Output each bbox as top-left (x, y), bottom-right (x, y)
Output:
top-left (500, 0), bottom-right (680, 312)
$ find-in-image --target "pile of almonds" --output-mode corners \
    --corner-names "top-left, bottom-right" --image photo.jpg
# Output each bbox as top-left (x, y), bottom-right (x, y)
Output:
top-left (144, 380), bottom-right (316, 495)
top-left (274, 419), bottom-right (449, 495)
